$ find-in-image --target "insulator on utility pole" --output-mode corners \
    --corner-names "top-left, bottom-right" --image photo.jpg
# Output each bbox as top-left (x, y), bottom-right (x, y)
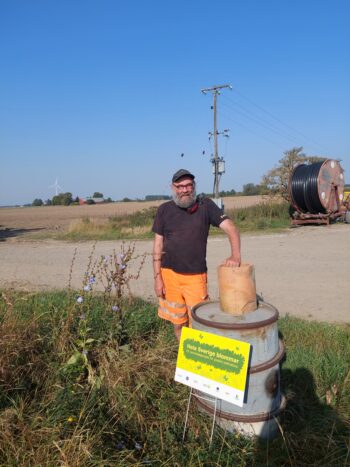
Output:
top-left (201, 84), bottom-right (232, 209)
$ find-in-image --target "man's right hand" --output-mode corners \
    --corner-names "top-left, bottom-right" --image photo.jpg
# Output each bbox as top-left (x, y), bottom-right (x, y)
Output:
top-left (154, 275), bottom-right (165, 298)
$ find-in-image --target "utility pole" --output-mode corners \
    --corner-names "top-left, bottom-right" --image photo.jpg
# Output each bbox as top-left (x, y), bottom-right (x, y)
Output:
top-left (201, 84), bottom-right (231, 208)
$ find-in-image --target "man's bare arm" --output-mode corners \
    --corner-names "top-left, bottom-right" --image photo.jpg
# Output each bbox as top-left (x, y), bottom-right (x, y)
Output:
top-left (153, 233), bottom-right (165, 297)
top-left (219, 218), bottom-right (241, 267)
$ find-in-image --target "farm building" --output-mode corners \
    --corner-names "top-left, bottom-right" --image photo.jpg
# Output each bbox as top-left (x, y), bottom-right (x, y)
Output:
top-left (79, 197), bottom-right (105, 205)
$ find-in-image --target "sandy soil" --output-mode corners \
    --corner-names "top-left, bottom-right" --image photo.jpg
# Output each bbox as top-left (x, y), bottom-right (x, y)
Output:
top-left (0, 223), bottom-right (349, 324)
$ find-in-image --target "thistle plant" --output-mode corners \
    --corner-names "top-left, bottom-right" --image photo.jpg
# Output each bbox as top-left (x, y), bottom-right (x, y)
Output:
top-left (93, 243), bottom-right (145, 302)
top-left (63, 242), bottom-right (147, 387)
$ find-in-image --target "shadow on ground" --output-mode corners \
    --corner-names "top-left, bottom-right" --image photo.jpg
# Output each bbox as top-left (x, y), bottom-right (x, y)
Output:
top-left (0, 226), bottom-right (45, 241)
top-left (254, 366), bottom-right (349, 466)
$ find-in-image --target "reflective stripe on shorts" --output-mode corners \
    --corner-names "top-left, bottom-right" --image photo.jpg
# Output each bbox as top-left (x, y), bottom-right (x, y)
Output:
top-left (158, 298), bottom-right (188, 324)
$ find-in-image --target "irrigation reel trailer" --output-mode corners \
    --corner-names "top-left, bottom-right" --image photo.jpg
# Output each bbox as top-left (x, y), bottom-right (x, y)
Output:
top-left (343, 190), bottom-right (350, 211)
top-left (288, 159), bottom-right (346, 226)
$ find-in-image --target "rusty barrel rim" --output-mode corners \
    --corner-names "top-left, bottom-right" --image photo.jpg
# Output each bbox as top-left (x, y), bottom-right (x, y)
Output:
top-left (191, 299), bottom-right (279, 330)
top-left (249, 339), bottom-right (285, 374)
top-left (195, 393), bottom-right (287, 423)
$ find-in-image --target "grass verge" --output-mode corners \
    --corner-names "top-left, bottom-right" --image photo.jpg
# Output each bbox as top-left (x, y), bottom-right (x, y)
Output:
top-left (44, 201), bottom-right (291, 241)
top-left (227, 201), bottom-right (291, 233)
top-left (0, 290), bottom-right (349, 466)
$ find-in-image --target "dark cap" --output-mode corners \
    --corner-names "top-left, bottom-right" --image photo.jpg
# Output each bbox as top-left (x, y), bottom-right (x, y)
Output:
top-left (172, 169), bottom-right (195, 183)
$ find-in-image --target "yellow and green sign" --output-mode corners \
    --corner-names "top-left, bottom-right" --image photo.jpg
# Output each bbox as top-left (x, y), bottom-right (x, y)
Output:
top-left (175, 327), bottom-right (251, 406)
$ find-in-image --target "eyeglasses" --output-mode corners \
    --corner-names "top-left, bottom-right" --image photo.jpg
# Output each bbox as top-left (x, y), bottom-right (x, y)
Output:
top-left (173, 182), bottom-right (194, 191)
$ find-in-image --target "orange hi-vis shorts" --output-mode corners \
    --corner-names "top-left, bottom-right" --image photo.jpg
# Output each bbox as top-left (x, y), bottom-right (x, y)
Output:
top-left (158, 268), bottom-right (209, 325)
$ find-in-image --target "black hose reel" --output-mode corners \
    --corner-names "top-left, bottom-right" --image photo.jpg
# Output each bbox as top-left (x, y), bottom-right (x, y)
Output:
top-left (289, 160), bottom-right (345, 216)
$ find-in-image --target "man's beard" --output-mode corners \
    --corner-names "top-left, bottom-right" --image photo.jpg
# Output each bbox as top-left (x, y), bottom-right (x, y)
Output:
top-left (172, 190), bottom-right (197, 209)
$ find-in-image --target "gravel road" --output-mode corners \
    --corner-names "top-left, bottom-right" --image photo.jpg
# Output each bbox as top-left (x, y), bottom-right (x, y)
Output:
top-left (0, 224), bottom-right (349, 323)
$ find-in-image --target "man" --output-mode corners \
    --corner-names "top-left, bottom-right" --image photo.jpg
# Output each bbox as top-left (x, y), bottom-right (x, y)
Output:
top-left (152, 169), bottom-right (241, 340)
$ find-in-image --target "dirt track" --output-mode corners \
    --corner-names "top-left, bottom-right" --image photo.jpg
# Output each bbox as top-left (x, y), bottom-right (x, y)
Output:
top-left (0, 224), bottom-right (349, 324)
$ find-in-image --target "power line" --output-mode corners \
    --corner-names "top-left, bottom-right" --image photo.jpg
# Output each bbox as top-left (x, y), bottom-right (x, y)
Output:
top-left (221, 99), bottom-right (303, 147)
top-left (230, 88), bottom-right (330, 154)
top-left (218, 109), bottom-right (287, 151)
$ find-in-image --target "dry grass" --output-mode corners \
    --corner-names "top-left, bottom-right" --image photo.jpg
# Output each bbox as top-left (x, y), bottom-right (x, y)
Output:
top-left (0, 306), bottom-right (47, 392)
top-left (67, 218), bottom-right (107, 234)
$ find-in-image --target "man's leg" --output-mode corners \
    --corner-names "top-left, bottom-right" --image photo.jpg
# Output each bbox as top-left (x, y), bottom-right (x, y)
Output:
top-left (173, 322), bottom-right (188, 341)
top-left (157, 268), bottom-right (188, 340)
top-left (180, 273), bottom-right (209, 326)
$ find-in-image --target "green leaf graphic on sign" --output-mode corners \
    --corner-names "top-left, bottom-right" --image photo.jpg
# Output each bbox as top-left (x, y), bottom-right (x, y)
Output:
top-left (183, 339), bottom-right (245, 374)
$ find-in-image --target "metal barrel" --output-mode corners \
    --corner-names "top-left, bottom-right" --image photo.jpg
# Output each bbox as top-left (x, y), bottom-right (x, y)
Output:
top-left (191, 298), bottom-right (285, 439)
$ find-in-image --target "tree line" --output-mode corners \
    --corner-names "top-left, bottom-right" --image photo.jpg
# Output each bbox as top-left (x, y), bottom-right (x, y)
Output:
top-left (208, 147), bottom-right (328, 198)
top-left (32, 147), bottom-right (338, 207)
top-left (32, 192), bottom-right (112, 206)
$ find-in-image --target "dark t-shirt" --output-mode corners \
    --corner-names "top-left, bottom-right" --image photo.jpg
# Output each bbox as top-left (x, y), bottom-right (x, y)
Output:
top-left (152, 197), bottom-right (229, 273)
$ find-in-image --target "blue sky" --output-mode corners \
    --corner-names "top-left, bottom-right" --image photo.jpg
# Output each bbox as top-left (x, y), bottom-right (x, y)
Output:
top-left (1, 0), bottom-right (349, 205)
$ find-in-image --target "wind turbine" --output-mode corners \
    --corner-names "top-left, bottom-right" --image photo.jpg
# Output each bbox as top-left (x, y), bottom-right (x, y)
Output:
top-left (49, 178), bottom-right (62, 196)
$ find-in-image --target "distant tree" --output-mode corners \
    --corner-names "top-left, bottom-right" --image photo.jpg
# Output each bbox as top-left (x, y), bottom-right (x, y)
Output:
top-left (74, 196), bottom-right (80, 203)
top-left (261, 147), bottom-right (327, 201)
top-left (105, 197), bottom-right (113, 203)
top-left (93, 192), bottom-right (104, 198)
top-left (122, 197), bottom-right (132, 202)
top-left (220, 188), bottom-right (236, 197)
top-left (62, 193), bottom-right (73, 206)
top-left (52, 192), bottom-right (73, 206)
top-left (242, 183), bottom-right (261, 196)
top-left (86, 198), bottom-right (95, 205)
top-left (145, 195), bottom-right (171, 201)
top-left (32, 198), bottom-right (43, 206)
top-left (45, 199), bottom-right (52, 205)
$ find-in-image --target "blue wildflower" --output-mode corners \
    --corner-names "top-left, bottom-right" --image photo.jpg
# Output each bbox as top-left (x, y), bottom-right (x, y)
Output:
top-left (77, 296), bottom-right (83, 304)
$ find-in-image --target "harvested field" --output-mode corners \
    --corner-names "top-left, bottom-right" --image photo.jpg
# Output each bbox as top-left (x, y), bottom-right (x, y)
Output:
top-left (0, 195), bottom-right (272, 237)
top-left (0, 201), bottom-right (163, 234)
